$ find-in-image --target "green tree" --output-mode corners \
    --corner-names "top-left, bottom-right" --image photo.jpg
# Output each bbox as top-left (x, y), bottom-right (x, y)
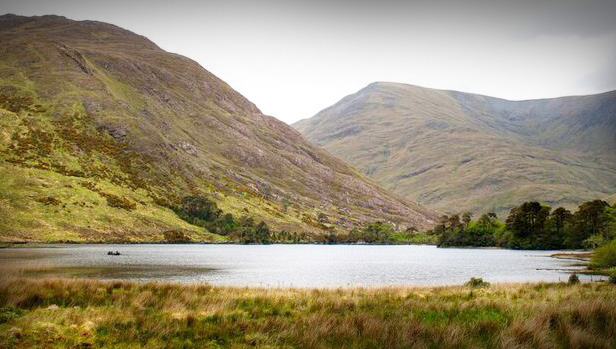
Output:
top-left (600, 204), bottom-right (616, 240)
top-left (210, 213), bottom-right (236, 235)
top-left (362, 222), bottom-right (395, 243)
top-left (175, 196), bottom-right (221, 225)
top-left (506, 202), bottom-right (549, 239)
top-left (568, 200), bottom-right (610, 248)
top-left (549, 207), bottom-right (572, 235)
top-left (539, 207), bottom-right (572, 248)
top-left (478, 212), bottom-right (499, 232)
top-left (237, 216), bottom-right (256, 243)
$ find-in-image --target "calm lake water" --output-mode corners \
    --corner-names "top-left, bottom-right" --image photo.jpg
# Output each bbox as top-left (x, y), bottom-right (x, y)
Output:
top-left (0, 244), bottom-right (598, 287)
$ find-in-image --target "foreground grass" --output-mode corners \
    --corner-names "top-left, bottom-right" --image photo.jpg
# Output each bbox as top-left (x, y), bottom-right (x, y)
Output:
top-left (0, 278), bottom-right (615, 348)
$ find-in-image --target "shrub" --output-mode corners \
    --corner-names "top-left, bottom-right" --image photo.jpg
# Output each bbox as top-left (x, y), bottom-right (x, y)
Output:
top-left (163, 230), bottom-right (192, 243)
top-left (465, 277), bottom-right (490, 288)
top-left (238, 219), bottom-right (271, 244)
top-left (206, 213), bottom-right (237, 235)
top-left (0, 307), bottom-right (20, 324)
top-left (361, 221), bottom-right (395, 243)
top-left (175, 196), bottom-right (221, 224)
top-left (37, 196), bottom-right (61, 205)
top-left (104, 193), bottom-right (137, 211)
top-left (591, 240), bottom-right (616, 268)
top-left (608, 274), bottom-right (616, 284)
top-left (568, 274), bottom-right (580, 285)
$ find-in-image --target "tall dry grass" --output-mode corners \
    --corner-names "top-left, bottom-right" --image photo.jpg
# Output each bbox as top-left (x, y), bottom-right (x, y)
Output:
top-left (0, 272), bottom-right (615, 348)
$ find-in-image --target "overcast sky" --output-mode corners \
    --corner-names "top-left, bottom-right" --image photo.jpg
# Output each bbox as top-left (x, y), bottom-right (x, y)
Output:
top-left (3, 0), bottom-right (616, 123)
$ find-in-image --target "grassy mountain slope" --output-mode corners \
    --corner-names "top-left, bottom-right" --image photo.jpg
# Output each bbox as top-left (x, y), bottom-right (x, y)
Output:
top-left (294, 82), bottom-right (616, 217)
top-left (0, 16), bottom-right (434, 242)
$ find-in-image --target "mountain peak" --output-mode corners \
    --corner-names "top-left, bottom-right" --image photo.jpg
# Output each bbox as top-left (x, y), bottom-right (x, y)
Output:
top-left (294, 83), bottom-right (616, 217)
top-left (0, 15), bottom-right (434, 241)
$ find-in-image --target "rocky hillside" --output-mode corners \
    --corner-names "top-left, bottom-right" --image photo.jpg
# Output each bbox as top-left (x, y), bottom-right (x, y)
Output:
top-left (0, 16), bottom-right (434, 242)
top-left (294, 82), bottom-right (616, 217)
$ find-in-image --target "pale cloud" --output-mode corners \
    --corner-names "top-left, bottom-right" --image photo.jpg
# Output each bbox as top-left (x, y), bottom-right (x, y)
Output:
top-left (2, 0), bottom-right (615, 123)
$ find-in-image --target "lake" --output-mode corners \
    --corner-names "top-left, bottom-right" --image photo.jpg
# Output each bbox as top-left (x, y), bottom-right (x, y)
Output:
top-left (0, 244), bottom-right (598, 287)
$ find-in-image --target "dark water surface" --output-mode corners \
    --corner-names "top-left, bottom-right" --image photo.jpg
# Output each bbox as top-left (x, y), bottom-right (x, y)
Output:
top-left (0, 244), bottom-right (599, 287)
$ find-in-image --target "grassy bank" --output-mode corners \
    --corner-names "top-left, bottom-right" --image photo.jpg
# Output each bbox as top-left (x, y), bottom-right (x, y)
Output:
top-left (0, 277), bottom-right (615, 348)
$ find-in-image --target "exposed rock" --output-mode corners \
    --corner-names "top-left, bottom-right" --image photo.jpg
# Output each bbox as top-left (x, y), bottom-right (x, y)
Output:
top-left (56, 43), bottom-right (92, 75)
top-left (177, 141), bottom-right (198, 156)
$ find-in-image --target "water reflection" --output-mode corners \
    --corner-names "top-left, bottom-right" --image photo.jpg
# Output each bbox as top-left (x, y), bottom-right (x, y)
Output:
top-left (0, 244), bottom-right (601, 287)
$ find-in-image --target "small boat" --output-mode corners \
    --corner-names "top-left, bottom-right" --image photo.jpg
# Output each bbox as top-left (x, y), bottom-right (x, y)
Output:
top-left (107, 251), bottom-right (121, 256)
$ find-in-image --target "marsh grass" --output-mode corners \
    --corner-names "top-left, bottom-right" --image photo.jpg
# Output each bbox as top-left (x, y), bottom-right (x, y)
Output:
top-left (0, 269), bottom-right (615, 349)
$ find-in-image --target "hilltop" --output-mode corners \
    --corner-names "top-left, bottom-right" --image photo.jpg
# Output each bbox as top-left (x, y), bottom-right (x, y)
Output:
top-left (294, 82), bottom-right (616, 216)
top-left (0, 16), bottom-right (434, 242)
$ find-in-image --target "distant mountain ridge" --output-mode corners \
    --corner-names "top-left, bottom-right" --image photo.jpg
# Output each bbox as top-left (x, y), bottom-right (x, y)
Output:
top-left (0, 16), bottom-right (434, 242)
top-left (294, 82), bottom-right (616, 216)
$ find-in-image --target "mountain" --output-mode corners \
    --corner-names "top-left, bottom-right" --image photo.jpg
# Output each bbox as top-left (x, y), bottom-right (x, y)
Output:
top-left (0, 15), bottom-right (434, 242)
top-left (294, 82), bottom-right (616, 217)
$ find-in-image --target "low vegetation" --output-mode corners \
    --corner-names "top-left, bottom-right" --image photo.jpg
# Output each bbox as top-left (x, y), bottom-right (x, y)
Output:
top-left (591, 240), bottom-right (616, 268)
top-left (465, 277), bottom-right (490, 288)
top-left (0, 275), bottom-right (615, 348)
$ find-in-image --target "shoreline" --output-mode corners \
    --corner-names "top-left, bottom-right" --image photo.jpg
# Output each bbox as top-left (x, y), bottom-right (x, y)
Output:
top-left (0, 241), bottom-right (591, 250)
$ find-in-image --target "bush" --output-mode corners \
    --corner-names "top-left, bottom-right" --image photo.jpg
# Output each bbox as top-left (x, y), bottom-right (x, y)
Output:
top-left (0, 307), bottom-right (20, 324)
top-left (238, 219), bottom-right (271, 244)
top-left (104, 193), bottom-right (136, 211)
top-left (361, 221), bottom-right (395, 243)
top-left (174, 196), bottom-right (221, 225)
top-left (591, 240), bottom-right (616, 268)
top-left (37, 196), bottom-right (61, 206)
top-left (465, 277), bottom-right (490, 288)
top-left (163, 230), bottom-right (192, 243)
top-left (568, 274), bottom-right (580, 285)
top-left (608, 274), bottom-right (616, 284)
top-left (206, 213), bottom-right (237, 235)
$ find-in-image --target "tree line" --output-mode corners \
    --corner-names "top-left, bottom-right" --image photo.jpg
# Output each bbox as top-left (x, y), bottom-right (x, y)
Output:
top-left (317, 222), bottom-right (435, 244)
top-left (172, 196), bottom-right (435, 244)
top-left (435, 200), bottom-right (616, 249)
top-left (173, 196), bottom-right (615, 250)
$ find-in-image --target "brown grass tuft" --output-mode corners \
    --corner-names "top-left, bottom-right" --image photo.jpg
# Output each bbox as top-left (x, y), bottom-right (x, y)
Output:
top-left (0, 272), bottom-right (615, 348)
